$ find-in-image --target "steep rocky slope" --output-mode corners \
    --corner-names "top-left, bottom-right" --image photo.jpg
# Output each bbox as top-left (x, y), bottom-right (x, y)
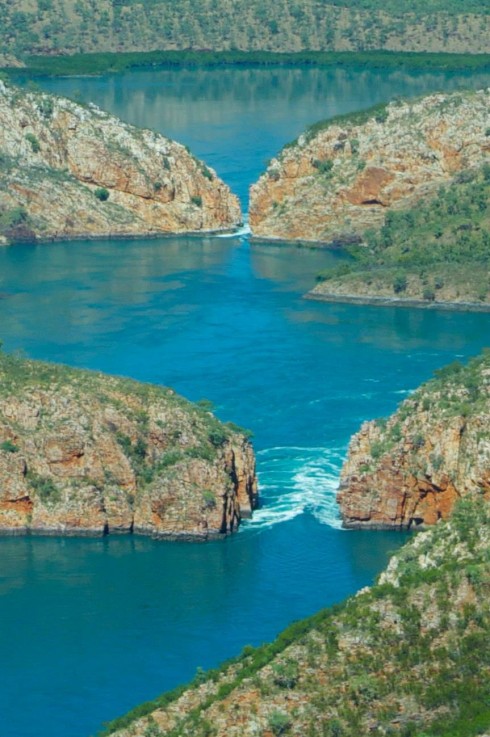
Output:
top-left (0, 0), bottom-right (489, 63)
top-left (308, 163), bottom-right (490, 309)
top-left (250, 90), bottom-right (489, 245)
top-left (0, 82), bottom-right (241, 243)
top-left (100, 497), bottom-right (490, 737)
top-left (0, 351), bottom-right (257, 538)
top-left (338, 351), bottom-right (490, 530)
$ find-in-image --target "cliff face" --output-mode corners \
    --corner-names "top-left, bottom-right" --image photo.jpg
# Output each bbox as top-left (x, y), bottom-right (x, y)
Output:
top-left (0, 353), bottom-right (257, 538)
top-left (250, 90), bottom-right (489, 245)
top-left (308, 163), bottom-right (490, 309)
top-left (101, 498), bottom-right (490, 737)
top-left (338, 352), bottom-right (490, 530)
top-left (0, 82), bottom-right (241, 243)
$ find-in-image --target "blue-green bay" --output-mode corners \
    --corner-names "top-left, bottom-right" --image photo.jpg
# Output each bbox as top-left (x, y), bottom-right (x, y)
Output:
top-left (1, 65), bottom-right (490, 737)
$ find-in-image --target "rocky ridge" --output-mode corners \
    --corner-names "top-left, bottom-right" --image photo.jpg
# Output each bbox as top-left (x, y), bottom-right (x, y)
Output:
top-left (0, 82), bottom-right (241, 243)
top-left (0, 0), bottom-right (489, 63)
top-left (338, 351), bottom-right (490, 530)
top-left (100, 497), bottom-right (490, 737)
top-left (0, 351), bottom-right (257, 538)
top-left (249, 90), bottom-right (489, 245)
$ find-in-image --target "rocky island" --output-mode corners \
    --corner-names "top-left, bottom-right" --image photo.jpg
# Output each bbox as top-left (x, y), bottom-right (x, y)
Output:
top-left (0, 81), bottom-right (241, 243)
top-left (338, 351), bottom-right (490, 529)
top-left (0, 350), bottom-right (257, 538)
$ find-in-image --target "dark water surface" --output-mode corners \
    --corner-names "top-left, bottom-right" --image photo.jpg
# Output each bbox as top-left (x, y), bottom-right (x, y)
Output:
top-left (1, 66), bottom-right (490, 737)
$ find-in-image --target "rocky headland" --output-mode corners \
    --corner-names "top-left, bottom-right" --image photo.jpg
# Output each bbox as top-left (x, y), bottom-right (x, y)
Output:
top-left (338, 351), bottom-right (490, 530)
top-left (100, 496), bottom-right (490, 737)
top-left (0, 81), bottom-right (241, 243)
top-left (308, 159), bottom-right (490, 309)
top-left (0, 351), bottom-right (257, 538)
top-left (250, 90), bottom-right (489, 246)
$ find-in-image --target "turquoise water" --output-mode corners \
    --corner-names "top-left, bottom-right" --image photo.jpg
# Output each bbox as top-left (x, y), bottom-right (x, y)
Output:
top-left (1, 66), bottom-right (490, 737)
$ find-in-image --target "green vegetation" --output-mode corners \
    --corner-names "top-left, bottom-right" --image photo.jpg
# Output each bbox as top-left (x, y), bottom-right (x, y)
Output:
top-left (361, 349), bottom-right (490, 490)
top-left (268, 710), bottom-right (291, 735)
top-left (28, 472), bottom-right (61, 504)
top-left (409, 349), bottom-right (490, 419)
top-left (25, 133), bottom-right (40, 153)
top-left (0, 0), bottom-right (489, 69)
top-left (0, 440), bottom-right (19, 453)
top-left (0, 205), bottom-right (30, 235)
top-left (99, 497), bottom-right (490, 737)
top-left (3, 50), bottom-right (489, 79)
top-left (94, 187), bottom-right (110, 201)
top-left (316, 165), bottom-right (490, 305)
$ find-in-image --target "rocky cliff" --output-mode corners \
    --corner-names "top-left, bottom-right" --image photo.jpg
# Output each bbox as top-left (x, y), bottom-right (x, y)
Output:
top-left (338, 351), bottom-right (490, 530)
top-left (250, 90), bottom-right (489, 245)
top-left (308, 162), bottom-right (490, 309)
top-left (0, 351), bottom-right (257, 538)
top-left (0, 82), bottom-right (241, 243)
top-left (100, 497), bottom-right (490, 737)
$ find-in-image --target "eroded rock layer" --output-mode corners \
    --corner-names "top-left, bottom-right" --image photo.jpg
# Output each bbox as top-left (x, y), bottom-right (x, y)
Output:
top-left (338, 352), bottom-right (490, 529)
top-left (0, 81), bottom-right (241, 243)
top-left (0, 352), bottom-right (257, 538)
top-left (250, 90), bottom-right (489, 245)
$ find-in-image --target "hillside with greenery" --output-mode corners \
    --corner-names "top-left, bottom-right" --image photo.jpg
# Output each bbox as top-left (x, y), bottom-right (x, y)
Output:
top-left (99, 494), bottom-right (490, 737)
top-left (337, 350), bottom-right (490, 529)
top-left (0, 0), bottom-right (489, 68)
top-left (312, 164), bottom-right (490, 308)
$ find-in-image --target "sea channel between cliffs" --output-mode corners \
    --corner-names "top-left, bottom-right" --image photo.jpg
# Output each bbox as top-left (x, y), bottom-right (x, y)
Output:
top-left (1, 65), bottom-right (490, 737)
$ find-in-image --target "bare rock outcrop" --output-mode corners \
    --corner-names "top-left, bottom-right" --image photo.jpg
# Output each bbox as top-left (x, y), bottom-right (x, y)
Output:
top-left (0, 353), bottom-right (257, 538)
top-left (250, 90), bottom-right (489, 245)
top-left (338, 352), bottom-right (490, 529)
top-left (0, 81), bottom-right (241, 243)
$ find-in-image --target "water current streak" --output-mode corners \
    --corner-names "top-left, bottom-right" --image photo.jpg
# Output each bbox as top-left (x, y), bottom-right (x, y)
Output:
top-left (245, 445), bottom-right (346, 530)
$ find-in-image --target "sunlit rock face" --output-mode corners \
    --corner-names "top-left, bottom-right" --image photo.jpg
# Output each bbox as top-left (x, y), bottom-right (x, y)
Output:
top-left (0, 81), bottom-right (242, 243)
top-left (338, 352), bottom-right (490, 529)
top-left (0, 354), bottom-right (257, 538)
top-left (250, 90), bottom-right (489, 245)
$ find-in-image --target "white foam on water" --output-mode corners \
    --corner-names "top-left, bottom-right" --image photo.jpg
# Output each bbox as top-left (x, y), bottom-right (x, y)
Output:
top-left (244, 446), bottom-right (345, 531)
top-left (215, 218), bottom-right (251, 238)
